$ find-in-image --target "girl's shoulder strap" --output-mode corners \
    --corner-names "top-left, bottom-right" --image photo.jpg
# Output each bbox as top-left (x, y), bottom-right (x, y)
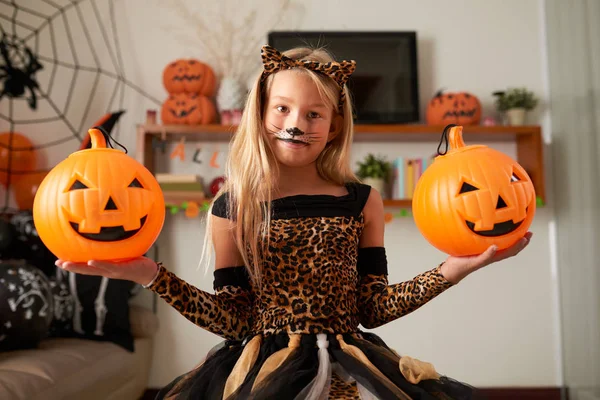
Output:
top-left (348, 181), bottom-right (374, 213)
top-left (211, 192), bottom-right (231, 219)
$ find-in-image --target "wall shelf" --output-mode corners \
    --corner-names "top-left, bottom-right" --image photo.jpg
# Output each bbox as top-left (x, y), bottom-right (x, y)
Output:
top-left (137, 123), bottom-right (546, 206)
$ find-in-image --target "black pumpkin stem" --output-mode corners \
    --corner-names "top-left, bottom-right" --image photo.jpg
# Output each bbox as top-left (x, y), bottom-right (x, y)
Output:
top-left (436, 124), bottom-right (457, 156)
top-left (434, 88), bottom-right (446, 98)
top-left (91, 126), bottom-right (128, 154)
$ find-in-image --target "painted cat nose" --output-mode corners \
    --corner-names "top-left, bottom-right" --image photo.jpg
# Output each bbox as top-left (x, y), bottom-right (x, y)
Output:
top-left (285, 127), bottom-right (305, 136)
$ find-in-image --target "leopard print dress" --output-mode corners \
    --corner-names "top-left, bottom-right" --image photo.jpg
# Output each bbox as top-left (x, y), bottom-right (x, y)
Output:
top-left (147, 182), bottom-right (480, 400)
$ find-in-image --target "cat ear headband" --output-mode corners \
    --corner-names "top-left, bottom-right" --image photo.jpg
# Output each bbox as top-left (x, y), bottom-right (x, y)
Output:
top-left (260, 45), bottom-right (357, 113)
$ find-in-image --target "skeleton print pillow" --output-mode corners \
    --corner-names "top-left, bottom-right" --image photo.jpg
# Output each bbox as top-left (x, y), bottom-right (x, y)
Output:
top-left (50, 268), bottom-right (136, 352)
top-left (48, 270), bottom-right (74, 336)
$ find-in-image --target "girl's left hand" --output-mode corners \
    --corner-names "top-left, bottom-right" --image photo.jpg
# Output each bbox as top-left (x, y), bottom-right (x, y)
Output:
top-left (55, 256), bottom-right (159, 286)
top-left (440, 231), bottom-right (533, 284)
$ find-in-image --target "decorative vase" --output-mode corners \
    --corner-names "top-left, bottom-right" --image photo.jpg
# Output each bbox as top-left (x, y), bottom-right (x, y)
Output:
top-left (505, 108), bottom-right (526, 125)
top-left (217, 77), bottom-right (246, 125)
top-left (362, 177), bottom-right (386, 197)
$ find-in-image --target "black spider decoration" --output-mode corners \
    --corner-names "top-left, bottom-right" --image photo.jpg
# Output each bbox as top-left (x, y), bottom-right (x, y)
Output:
top-left (0, 34), bottom-right (44, 110)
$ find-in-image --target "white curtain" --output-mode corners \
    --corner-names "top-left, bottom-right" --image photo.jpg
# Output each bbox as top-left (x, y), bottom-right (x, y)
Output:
top-left (544, 1), bottom-right (600, 399)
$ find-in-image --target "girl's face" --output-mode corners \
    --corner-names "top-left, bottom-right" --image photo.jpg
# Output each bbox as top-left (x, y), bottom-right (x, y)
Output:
top-left (263, 70), bottom-right (339, 169)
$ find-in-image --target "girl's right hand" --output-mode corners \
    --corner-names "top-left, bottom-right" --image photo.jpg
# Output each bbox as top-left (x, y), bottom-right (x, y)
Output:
top-left (55, 256), bottom-right (159, 286)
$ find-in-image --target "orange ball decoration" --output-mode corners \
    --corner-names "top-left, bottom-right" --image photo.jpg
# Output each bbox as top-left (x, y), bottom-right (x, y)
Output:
top-left (162, 59), bottom-right (216, 96)
top-left (412, 125), bottom-right (536, 257)
top-left (425, 90), bottom-right (482, 126)
top-left (32, 128), bottom-right (165, 262)
top-left (161, 93), bottom-right (216, 125)
top-left (0, 132), bottom-right (37, 187)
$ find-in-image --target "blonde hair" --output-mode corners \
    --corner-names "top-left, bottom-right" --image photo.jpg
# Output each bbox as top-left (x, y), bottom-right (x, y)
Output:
top-left (201, 46), bottom-right (358, 286)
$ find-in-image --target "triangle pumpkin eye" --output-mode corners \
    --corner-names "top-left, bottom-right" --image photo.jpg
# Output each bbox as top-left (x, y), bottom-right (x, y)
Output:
top-left (511, 173), bottom-right (521, 182)
top-left (459, 182), bottom-right (478, 194)
top-left (128, 178), bottom-right (143, 188)
top-left (69, 180), bottom-right (88, 191)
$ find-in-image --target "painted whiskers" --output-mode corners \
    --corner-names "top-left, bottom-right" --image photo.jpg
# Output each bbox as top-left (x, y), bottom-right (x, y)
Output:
top-left (268, 125), bottom-right (321, 145)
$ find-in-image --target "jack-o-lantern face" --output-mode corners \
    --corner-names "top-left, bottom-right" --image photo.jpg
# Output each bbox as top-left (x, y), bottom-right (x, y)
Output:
top-left (160, 93), bottom-right (216, 125)
top-left (412, 125), bottom-right (535, 256)
top-left (63, 174), bottom-right (151, 242)
top-left (32, 128), bottom-right (165, 262)
top-left (426, 90), bottom-right (482, 126)
top-left (162, 59), bottom-right (216, 96)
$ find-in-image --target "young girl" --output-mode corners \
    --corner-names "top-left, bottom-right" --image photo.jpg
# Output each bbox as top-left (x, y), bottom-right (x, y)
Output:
top-left (57, 45), bottom-right (532, 399)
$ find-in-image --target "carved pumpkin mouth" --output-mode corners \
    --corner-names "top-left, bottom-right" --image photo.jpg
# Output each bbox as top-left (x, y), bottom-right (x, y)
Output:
top-left (465, 218), bottom-right (523, 237)
top-left (443, 108), bottom-right (478, 119)
top-left (69, 215), bottom-right (147, 242)
top-left (171, 74), bottom-right (201, 81)
top-left (169, 106), bottom-right (196, 118)
top-left (465, 205), bottom-right (530, 237)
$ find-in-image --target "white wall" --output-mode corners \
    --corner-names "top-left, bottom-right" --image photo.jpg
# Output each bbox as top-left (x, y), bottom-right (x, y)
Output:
top-left (0, 0), bottom-right (560, 389)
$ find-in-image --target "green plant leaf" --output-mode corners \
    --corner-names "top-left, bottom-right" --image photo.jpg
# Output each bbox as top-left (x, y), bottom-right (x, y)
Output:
top-left (494, 87), bottom-right (539, 111)
top-left (356, 153), bottom-right (392, 179)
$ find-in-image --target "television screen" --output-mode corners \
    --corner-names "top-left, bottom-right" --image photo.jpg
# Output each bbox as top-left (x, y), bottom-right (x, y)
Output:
top-left (268, 31), bottom-right (419, 124)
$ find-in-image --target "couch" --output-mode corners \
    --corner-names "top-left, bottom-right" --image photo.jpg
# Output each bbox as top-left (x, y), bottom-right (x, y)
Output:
top-left (0, 304), bottom-right (159, 400)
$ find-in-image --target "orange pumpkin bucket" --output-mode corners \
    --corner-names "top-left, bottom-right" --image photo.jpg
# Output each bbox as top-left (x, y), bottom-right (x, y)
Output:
top-left (162, 59), bottom-right (216, 96)
top-left (425, 90), bottom-right (482, 126)
top-left (32, 128), bottom-right (165, 262)
top-left (412, 125), bottom-right (536, 256)
top-left (160, 93), bottom-right (216, 125)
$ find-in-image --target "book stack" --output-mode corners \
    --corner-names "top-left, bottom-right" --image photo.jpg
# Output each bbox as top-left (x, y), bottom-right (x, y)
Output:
top-left (390, 156), bottom-right (436, 200)
top-left (156, 173), bottom-right (205, 195)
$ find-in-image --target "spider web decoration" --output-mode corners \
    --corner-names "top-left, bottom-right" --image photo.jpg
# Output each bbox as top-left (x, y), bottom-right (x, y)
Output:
top-left (0, 0), bottom-right (161, 211)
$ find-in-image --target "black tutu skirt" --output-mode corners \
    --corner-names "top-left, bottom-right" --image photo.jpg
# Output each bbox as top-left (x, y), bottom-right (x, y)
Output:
top-left (155, 331), bottom-right (486, 400)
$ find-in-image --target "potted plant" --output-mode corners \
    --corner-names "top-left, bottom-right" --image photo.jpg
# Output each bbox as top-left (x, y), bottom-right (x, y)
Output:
top-left (493, 88), bottom-right (539, 125)
top-left (356, 153), bottom-right (391, 196)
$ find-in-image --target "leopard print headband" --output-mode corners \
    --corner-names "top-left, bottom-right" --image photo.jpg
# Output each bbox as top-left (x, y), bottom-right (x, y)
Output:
top-left (260, 45), bottom-right (356, 113)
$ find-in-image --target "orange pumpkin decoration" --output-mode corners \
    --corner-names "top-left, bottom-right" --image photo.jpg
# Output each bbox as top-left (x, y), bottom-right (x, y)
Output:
top-left (32, 128), bottom-right (165, 262)
top-left (162, 59), bottom-right (216, 96)
top-left (425, 90), bottom-right (482, 126)
top-left (412, 125), bottom-right (535, 256)
top-left (0, 132), bottom-right (37, 187)
top-left (161, 93), bottom-right (216, 125)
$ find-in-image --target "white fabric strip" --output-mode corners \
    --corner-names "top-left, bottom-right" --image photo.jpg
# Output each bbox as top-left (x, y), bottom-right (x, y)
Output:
top-left (331, 362), bottom-right (355, 384)
top-left (294, 333), bottom-right (331, 400)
